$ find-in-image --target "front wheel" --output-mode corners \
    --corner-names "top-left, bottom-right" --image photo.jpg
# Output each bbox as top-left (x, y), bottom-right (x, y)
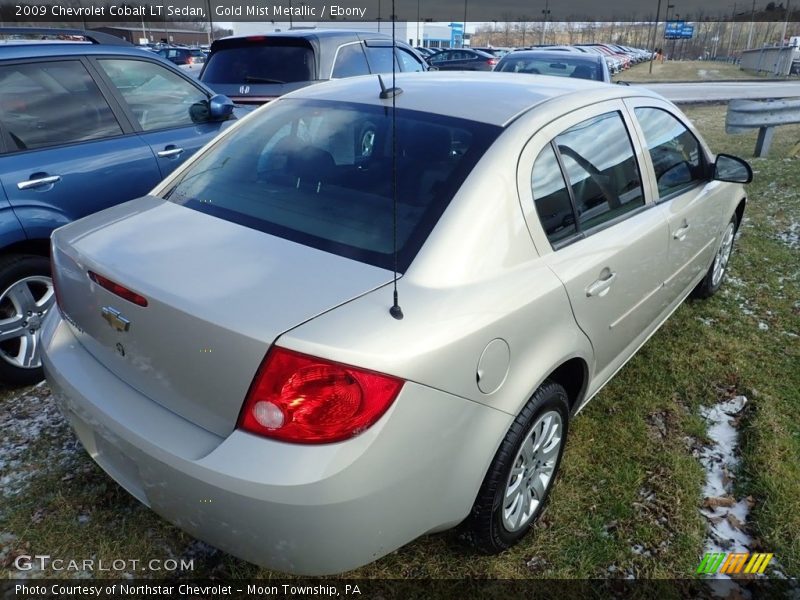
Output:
top-left (0, 254), bottom-right (54, 385)
top-left (465, 380), bottom-right (570, 553)
top-left (692, 214), bottom-right (738, 299)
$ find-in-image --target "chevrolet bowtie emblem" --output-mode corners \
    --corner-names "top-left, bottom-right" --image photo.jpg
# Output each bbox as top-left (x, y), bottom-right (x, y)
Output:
top-left (101, 307), bottom-right (130, 332)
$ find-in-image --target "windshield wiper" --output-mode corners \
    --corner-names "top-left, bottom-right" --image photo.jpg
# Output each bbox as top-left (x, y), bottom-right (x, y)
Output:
top-left (244, 75), bottom-right (286, 84)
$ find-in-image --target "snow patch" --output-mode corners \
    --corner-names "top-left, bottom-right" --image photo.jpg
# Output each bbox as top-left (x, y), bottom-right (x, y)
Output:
top-left (0, 384), bottom-right (79, 498)
top-left (775, 220), bottom-right (800, 250)
top-left (697, 395), bottom-right (767, 592)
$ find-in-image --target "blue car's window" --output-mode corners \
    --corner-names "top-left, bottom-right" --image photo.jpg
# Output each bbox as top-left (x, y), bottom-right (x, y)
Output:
top-left (98, 59), bottom-right (209, 131)
top-left (163, 99), bottom-right (501, 272)
top-left (0, 61), bottom-right (122, 152)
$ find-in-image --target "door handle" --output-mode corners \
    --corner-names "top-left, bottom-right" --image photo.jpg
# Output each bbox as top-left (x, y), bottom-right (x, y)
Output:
top-left (157, 146), bottom-right (184, 158)
top-left (17, 175), bottom-right (61, 190)
top-left (673, 223), bottom-right (691, 241)
top-left (586, 272), bottom-right (617, 297)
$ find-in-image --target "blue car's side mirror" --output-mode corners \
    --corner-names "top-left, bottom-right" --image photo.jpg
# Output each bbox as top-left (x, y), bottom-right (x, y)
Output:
top-left (208, 94), bottom-right (234, 120)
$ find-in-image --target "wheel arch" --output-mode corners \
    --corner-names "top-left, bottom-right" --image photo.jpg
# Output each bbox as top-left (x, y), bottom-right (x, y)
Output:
top-left (1, 238), bottom-right (51, 260)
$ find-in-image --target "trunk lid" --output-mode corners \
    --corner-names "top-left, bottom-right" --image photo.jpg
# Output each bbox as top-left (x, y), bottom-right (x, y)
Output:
top-left (52, 196), bottom-right (392, 437)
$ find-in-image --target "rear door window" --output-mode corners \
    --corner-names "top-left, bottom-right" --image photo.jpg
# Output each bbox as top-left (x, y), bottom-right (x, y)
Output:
top-left (364, 46), bottom-right (397, 74)
top-left (531, 144), bottom-right (577, 243)
top-left (554, 111), bottom-right (645, 231)
top-left (202, 43), bottom-right (315, 83)
top-left (332, 43), bottom-right (370, 78)
top-left (0, 61), bottom-right (122, 151)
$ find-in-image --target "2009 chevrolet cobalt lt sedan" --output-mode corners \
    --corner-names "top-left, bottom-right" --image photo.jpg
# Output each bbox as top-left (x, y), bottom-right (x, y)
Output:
top-left (41, 72), bottom-right (751, 575)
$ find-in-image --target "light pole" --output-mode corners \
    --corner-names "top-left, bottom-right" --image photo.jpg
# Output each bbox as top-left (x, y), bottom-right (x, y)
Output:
top-left (463, 0), bottom-right (468, 47)
top-left (727, 2), bottom-right (737, 58)
top-left (416, 0), bottom-right (420, 46)
top-left (648, 0), bottom-right (663, 73)
top-left (747, 0), bottom-right (756, 49)
top-left (540, 0), bottom-right (551, 45)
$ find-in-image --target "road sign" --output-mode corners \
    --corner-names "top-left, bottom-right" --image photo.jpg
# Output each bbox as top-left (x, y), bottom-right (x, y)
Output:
top-left (665, 20), bottom-right (685, 39)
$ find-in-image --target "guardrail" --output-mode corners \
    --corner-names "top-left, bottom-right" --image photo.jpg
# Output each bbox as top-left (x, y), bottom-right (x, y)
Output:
top-left (726, 97), bottom-right (800, 157)
top-left (738, 46), bottom-right (796, 76)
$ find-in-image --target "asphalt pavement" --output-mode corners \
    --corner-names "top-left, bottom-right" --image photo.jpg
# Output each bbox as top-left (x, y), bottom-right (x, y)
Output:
top-left (633, 80), bottom-right (800, 103)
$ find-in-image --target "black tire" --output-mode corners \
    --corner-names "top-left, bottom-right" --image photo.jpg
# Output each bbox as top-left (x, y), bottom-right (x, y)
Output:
top-left (692, 214), bottom-right (738, 300)
top-left (0, 254), bottom-right (52, 386)
top-left (465, 380), bottom-right (570, 554)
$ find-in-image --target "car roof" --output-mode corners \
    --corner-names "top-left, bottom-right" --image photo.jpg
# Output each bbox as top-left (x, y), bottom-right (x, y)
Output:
top-left (218, 29), bottom-right (391, 44)
top-left (285, 71), bottom-right (662, 127)
top-left (0, 43), bottom-right (155, 61)
top-left (502, 50), bottom-right (601, 62)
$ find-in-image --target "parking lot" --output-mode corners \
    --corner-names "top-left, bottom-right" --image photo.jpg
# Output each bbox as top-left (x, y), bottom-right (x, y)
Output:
top-left (1, 101), bottom-right (798, 579)
top-left (1, 27), bottom-right (799, 584)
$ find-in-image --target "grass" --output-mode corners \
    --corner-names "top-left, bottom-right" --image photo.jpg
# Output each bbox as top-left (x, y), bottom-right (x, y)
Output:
top-left (615, 60), bottom-right (778, 82)
top-left (1, 106), bottom-right (798, 581)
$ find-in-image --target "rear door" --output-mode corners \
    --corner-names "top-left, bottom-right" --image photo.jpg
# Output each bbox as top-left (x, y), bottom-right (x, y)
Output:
top-left (625, 99), bottom-right (728, 300)
top-left (518, 101), bottom-right (670, 382)
top-left (90, 57), bottom-right (228, 179)
top-left (0, 58), bottom-right (160, 238)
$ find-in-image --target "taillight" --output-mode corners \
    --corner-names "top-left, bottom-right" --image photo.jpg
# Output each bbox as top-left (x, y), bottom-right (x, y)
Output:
top-left (238, 347), bottom-right (404, 444)
top-left (88, 271), bottom-right (148, 307)
top-left (487, 58), bottom-right (498, 66)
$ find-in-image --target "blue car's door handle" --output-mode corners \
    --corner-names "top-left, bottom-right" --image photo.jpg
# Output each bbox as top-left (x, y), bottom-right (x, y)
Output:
top-left (157, 146), bottom-right (184, 158)
top-left (17, 175), bottom-right (61, 190)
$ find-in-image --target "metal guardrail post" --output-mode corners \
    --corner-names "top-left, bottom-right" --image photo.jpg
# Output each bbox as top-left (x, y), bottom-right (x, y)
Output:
top-left (755, 127), bottom-right (776, 157)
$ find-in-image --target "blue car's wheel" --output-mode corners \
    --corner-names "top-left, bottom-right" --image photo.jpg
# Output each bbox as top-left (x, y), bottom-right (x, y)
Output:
top-left (0, 254), bottom-right (54, 385)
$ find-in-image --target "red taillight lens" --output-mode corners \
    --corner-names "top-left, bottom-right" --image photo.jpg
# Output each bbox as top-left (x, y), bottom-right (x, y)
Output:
top-left (88, 271), bottom-right (148, 307)
top-left (238, 347), bottom-right (404, 444)
top-left (488, 58), bottom-right (498, 66)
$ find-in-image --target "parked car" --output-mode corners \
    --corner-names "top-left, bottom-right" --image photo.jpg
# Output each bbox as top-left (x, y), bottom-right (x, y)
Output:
top-left (42, 72), bottom-right (751, 575)
top-left (156, 46), bottom-right (206, 68)
top-left (199, 30), bottom-right (428, 105)
top-left (495, 50), bottom-right (611, 82)
top-left (414, 46), bottom-right (438, 59)
top-left (0, 27), bottom-right (235, 384)
top-left (427, 48), bottom-right (498, 70)
top-left (471, 46), bottom-right (511, 58)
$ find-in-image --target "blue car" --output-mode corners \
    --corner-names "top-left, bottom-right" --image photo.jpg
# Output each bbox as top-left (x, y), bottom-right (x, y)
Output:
top-left (0, 28), bottom-right (234, 384)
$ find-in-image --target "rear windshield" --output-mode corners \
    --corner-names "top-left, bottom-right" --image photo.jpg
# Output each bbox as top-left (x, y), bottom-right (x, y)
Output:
top-left (497, 57), bottom-right (602, 80)
top-left (162, 99), bottom-right (501, 271)
top-left (202, 44), bottom-right (314, 84)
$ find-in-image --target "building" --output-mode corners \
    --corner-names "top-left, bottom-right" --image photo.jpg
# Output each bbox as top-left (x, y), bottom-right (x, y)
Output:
top-left (91, 26), bottom-right (210, 46)
top-left (230, 21), bottom-right (471, 48)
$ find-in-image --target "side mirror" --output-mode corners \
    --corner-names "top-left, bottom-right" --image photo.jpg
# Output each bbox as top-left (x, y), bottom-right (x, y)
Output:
top-left (713, 153), bottom-right (753, 184)
top-left (208, 94), bottom-right (235, 121)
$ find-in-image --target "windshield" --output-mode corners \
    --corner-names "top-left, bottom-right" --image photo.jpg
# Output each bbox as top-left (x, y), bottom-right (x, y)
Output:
top-left (202, 44), bottom-right (315, 84)
top-left (162, 99), bottom-right (501, 271)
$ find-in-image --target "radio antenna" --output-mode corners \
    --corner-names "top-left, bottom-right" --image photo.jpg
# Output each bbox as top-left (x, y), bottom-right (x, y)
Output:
top-left (388, 0), bottom-right (403, 320)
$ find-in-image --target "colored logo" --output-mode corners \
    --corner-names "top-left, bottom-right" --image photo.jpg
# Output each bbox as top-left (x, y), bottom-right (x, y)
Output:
top-left (697, 552), bottom-right (773, 575)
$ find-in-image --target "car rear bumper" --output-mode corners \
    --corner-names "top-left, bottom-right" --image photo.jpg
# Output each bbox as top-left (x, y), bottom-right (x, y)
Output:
top-left (41, 313), bottom-right (512, 575)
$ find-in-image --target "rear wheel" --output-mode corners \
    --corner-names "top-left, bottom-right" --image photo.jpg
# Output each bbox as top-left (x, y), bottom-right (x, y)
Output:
top-left (692, 215), bottom-right (737, 299)
top-left (465, 380), bottom-right (570, 553)
top-left (0, 255), bottom-right (54, 385)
